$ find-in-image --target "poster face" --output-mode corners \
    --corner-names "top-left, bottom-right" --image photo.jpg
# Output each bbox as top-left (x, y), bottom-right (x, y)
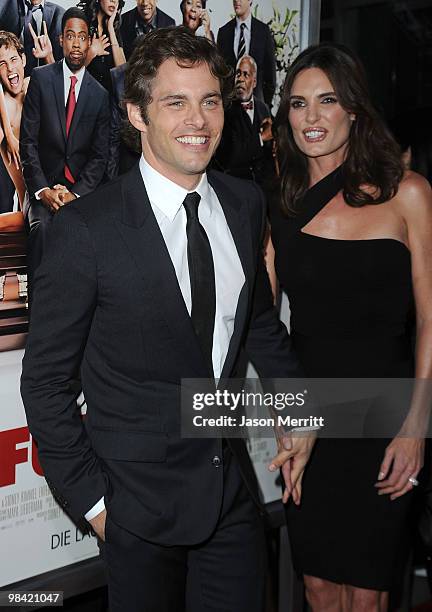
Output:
top-left (0, 0), bottom-right (306, 587)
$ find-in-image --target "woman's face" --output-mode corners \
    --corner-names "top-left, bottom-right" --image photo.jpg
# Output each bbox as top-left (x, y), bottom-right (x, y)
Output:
top-left (288, 67), bottom-right (354, 163)
top-left (99, 0), bottom-right (119, 18)
top-left (183, 0), bottom-right (204, 31)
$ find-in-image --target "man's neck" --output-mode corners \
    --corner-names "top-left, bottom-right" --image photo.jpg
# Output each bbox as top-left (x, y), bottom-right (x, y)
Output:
top-left (237, 11), bottom-right (251, 23)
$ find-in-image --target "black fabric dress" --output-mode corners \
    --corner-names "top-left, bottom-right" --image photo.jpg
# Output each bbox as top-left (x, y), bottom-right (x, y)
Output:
top-left (270, 166), bottom-right (415, 590)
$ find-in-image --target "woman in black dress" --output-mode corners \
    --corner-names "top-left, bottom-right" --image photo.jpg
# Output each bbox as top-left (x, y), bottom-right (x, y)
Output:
top-left (268, 43), bottom-right (432, 611)
top-left (77, 0), bottom-right (126, 94)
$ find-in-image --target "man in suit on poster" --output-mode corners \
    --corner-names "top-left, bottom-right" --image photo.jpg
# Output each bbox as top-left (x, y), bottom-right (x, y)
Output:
top-left (17, 0), bottom-right (64, 76)
top-left (120, 0), bottom-right (175, 60)
top-left (215, 54), bottom-right (275, 186)
top-left (21, 27), bottom-right (314, 612)
top-left (217, 0), bottom-right (276, 107)
top-left (20, 7), bottom-right (110, 292)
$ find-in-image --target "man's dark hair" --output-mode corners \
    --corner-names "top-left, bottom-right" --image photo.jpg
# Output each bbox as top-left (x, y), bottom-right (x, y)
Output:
top-left (123, 26), bottom-right (232, 153)
top-left (276, 42), bottom-right (403, 214)
top-left (61, 7), bottom-right (90, 34)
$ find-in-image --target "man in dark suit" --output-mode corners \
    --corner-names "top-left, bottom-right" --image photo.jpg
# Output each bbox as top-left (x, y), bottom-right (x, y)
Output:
top-left (20, 7), bottom-right (110, 292)
top-left (120, 0), bottom-right (175, 60)
top-left (215, 54), bottom-right (275, 186)
top-left (17, 0), bottom-right (64, 76)
top-left (217, 0), bottom-right (276, 107)
top-left (21, 27), bottom-right (314, 612)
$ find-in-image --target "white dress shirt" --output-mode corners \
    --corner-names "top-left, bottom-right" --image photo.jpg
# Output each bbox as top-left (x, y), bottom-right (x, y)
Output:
top-left (233, 13), bottom-right (252, 58)
top-left (85, 155), bottom-right (245, 522)
top-left (35, 60), bottom-right (86, 199)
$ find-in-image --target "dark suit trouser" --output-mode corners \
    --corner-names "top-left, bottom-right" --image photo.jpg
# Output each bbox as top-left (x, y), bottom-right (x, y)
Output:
top-left (99, 446), bottom-right (267, 612)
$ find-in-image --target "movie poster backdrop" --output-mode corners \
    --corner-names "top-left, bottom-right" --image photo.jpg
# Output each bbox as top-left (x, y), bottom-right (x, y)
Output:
top-left (0, 0), bottom-right (305, 587)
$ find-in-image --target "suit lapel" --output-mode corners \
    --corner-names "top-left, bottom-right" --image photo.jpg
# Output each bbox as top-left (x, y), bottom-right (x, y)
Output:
top-left (207, 172), bottom-right (254, 380)
top-left (42, 2), bottom-right (53, 31)
top-left (115, 165), bottom-right (209, 377)
top-left (52, 61), bottom-right (66, 141)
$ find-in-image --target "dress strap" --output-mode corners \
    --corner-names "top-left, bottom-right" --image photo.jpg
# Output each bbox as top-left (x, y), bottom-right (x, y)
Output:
top-left (291, 165), bottom-right (344, 232)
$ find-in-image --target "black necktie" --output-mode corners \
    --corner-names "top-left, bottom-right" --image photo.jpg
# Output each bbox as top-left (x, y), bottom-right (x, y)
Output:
top-left (183, 192), bottom-right (216, 376)
top-left (237, 22), bottom-right (246, 59)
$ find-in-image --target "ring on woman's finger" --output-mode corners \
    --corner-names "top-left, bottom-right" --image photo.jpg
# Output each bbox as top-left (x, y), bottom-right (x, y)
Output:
top-left (408, 476), bottom-right (419, 486)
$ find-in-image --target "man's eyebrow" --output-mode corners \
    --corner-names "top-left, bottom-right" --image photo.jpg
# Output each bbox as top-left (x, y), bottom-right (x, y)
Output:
top-left (159, 92), bottom-right (222, 102)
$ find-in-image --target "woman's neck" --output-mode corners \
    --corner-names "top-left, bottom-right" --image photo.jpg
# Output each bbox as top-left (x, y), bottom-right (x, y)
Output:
top-left (308, 151), bottom-right (346, 187)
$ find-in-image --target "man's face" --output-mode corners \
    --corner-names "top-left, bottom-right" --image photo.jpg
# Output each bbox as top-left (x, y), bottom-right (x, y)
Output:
top-left (233, 0), bottom-right (251, 20)
top-left (30, 0), bottom-right (43, 5)
top-left (234, 57), bottom-right (256, 101)
top-left (136, 0), bottom-right (156, 23)
top-left (0, 45), bottom-right (26, 96)
top-left (60, 18), bottom-right (90, 72)
top-left (127, 58), bottom-right (224, 190)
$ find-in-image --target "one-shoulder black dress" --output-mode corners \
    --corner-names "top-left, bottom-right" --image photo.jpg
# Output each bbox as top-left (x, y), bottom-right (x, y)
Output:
top-left (270, 167), bottom-right (415, 590)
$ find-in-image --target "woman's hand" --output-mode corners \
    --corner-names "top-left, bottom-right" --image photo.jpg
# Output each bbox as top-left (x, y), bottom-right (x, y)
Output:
top-left (200, 9), bottom-right (212, 38)
top-left (375, 435), bottom-right (424, 500)
top-left (89, 34), bottom-right (110, 59)
top-left (269, 431), bottom-right (316, 505)
top-left (107, 8), bottom-right (117, 36)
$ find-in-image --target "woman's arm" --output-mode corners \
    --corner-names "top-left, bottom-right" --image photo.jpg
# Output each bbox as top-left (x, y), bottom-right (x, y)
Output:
top-left (0, 82), bottom-right (20, 169)
top-left (376, 171), bottom-right (432, 499)
top-left (107, 12), bottom-right (126, 67)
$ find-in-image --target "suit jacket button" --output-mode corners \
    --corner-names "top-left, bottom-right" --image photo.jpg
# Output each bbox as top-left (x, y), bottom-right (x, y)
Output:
top-left (211, 455), bottom-right (221, 468)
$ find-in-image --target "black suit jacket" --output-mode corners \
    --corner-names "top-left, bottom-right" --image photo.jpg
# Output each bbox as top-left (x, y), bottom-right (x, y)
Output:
top-left (18, 0), bottom-right (64, 76)
top-left (120, 7), bottom-right (175, 60)
top-left (215, 96), bottom-right (274, 185)
top-left (0, 0), bottom-right (21, 34)
top-left (217, 17), bottom-right (276, 107)
top-left (21, 164), bottom-right (303, 546)
top-left (20, 61), bottom-right (110, 211)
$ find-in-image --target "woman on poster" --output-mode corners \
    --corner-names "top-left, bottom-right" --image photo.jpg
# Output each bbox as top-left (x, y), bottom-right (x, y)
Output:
top-left (77, 0), bottom-right (126, 94)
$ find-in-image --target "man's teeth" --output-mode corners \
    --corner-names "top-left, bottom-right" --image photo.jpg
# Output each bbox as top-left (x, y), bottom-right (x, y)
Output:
top-left (176, 136), bottom-right (207, 145)
top-left (305, 130), bottom-right (325, 138)
top-left (8, 73), bottom-right (18, 81)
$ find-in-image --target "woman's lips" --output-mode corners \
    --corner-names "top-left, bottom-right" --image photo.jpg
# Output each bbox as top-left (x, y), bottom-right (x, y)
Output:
top-left (303, 128), bottom-right (327, 142)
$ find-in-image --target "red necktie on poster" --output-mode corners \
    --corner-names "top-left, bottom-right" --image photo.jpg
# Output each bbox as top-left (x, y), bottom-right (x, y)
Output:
top-left (64, 75), bottom-right (78, 184)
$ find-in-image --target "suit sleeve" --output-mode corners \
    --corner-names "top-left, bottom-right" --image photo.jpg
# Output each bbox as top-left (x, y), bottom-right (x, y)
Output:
top-left (73, 89), bottom-right (110, 196)
top-left (20, 71), bottom-right (50, 196)
top-left (50, 5), bottom-right (65, 61)
top-left (21, 205), bottom-right (108, 522)
top-left (262, 25), bottom-right (276, 107)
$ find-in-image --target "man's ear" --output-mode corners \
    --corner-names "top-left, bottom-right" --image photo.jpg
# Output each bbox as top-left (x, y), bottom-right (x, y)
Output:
top-left (126, 102), bottom-right (148, 133)
top-left (21, 52), bottom-right (26, 68)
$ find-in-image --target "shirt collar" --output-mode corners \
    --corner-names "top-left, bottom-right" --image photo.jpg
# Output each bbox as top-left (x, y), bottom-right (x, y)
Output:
top-left (62, 59), bottom-right (86, 85)
top-left (236, 12), bottom-right (252, 30)
top-left (139, 155), bottom-right (212, 222)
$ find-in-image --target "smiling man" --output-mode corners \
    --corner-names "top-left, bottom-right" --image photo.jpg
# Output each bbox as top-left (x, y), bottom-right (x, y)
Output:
top-left (120, 0), bottom-right (175, 60)
top-left (21, 27), bottom-right (313, 612)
